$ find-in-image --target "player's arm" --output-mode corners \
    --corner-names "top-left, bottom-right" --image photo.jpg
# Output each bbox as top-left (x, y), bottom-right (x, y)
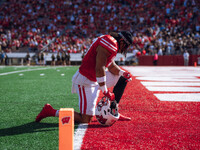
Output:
top-left (96, 45), bottom-right (115, 100)
top-left (96, 45), bottom-right (110, 87)
top-left (108, 61), bottom-right (132, 82)
top-left (108, 61), bottom-right (132, 105)
top-left (96, 45), bottom-right (110, 77)
top-left (108, 61), bottom-right (121, 75)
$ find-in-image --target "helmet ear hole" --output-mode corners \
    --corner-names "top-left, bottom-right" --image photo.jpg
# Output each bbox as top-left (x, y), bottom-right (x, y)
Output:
top-left (104, 110), bottom-right (107, 115)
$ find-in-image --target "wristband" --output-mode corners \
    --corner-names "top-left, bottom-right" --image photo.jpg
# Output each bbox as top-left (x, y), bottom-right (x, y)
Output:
top-left (99, 84), bottom-right (108, 93)
top-left (96, 76), bottom-right (106, 83)
top-left (119, 70), bottom-right (125, 76)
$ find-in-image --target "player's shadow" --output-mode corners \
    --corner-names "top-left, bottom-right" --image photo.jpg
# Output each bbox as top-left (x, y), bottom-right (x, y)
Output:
top-left (0, 122), bottom-right (58, 137)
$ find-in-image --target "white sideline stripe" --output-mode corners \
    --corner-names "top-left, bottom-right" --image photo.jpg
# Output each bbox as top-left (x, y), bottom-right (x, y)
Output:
top-left (136, 77), bottom-right (200, 82)
top-left (146, 87), bottom-right (200, 92)
top-left (136, 74), bottom-right (200, 77)
top-left (154, 93), bottom-right (200, 102)
top-left (0, 68), bottom-right (50, 76)
top-left (141, 82), bottom-right (200, 86)
top-left (74, 124), bottom-right (88, 150)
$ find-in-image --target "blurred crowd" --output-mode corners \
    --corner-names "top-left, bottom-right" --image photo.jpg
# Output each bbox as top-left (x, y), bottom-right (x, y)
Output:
top-left (0, 0), bottom-right (200, 55)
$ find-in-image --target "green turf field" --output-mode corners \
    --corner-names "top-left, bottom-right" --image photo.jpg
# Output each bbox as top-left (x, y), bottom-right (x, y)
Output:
top-left (0, 66), bottom-right (80, 150)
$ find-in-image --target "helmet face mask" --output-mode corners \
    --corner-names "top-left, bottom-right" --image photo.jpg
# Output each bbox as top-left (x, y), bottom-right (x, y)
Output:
top-left (120, 41), bottom-right (130, 56)
top-left (95, 97), bottom-right (119, 126)
top-left (118, 31), bottom-right (133, 56)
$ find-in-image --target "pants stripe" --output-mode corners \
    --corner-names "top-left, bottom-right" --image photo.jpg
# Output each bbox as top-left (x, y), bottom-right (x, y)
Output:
top-left (82, 86), bottom-right (87, 114)
top-left (78, 85), bottom-right (83, 114)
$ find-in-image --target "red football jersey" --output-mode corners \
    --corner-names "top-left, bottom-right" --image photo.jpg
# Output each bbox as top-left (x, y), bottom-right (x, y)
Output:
top-left (79, 35), bottom-right (118, 82)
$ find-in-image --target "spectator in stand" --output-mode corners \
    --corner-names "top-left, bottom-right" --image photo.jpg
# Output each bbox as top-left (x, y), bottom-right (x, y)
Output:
top-left (37, 53), bottom-right (41, 65)
top-left (66, 51), bottom-right (71, 65)
top-left (183, 50), bottom-right (190, 66)
top-left (0, 40), bottom-right (2, 53)
top-left (1, 51), bottom-right (5, 65)
top-left (4, 53), bottom-right (8, 65)
top-left (131, 46), bottom-right (139, 65)
top-left (25, 52), bottom-right (31, 66)
top-left (153, 53), bottom-right (158, 66)
top-left (56, 52), bottom-right (61, 65)
top-left (0, 52), bottom-right (2, 65)
top-left (157, 46), bottom-right (163, 56)
top-left (81, 50), bottom-right (86, 61)
top-left (61, 51), bottom-right (66, 66)
top-left (142, 49), bottom-right (146, 55)
top-left (41, 52), bottom-right (45, 66)
top-left (51, 54), bottom-right (55, 66)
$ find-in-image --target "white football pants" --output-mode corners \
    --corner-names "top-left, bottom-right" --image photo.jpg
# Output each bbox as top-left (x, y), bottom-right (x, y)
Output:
top-left (71, 70), bottom-right (120, 116)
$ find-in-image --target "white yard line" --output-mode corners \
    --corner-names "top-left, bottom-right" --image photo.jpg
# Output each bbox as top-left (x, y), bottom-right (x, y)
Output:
top-left (136, 77), bottom-right (200, 82)
top-left (124, 66), bottom-right (200, 102)
top-left (141, 82), bottom-right (200, 86)
top-left (154, 93), bottom-right (200, 102)
top-left (74, 124), bottom-right (88, 150)
top-left (146, 86), bottom-right (200, 92)
top-left (0, 67), bottom-right (53, 76)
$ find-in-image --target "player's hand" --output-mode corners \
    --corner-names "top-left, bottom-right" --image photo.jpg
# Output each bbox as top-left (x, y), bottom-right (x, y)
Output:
top-left (103, 90), bottom-right (115, 101)
top-left (122, 71), bottom-right (132, 82)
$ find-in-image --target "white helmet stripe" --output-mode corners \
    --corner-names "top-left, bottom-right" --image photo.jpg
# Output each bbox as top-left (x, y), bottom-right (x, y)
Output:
top-left (119, 32), bottom-right (131, 45)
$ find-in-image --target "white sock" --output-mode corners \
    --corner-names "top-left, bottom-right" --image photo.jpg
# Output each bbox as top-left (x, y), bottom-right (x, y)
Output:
top-left (55, 110), bottom-right (59, 117)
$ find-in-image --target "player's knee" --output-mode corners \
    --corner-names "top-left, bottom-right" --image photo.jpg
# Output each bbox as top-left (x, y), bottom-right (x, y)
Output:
top-left (81, 114), bottom-right (93, 123)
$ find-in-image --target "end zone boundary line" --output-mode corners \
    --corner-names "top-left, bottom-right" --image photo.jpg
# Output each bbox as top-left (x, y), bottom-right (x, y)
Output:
top-left (74, 124), bottom-right (88, 150)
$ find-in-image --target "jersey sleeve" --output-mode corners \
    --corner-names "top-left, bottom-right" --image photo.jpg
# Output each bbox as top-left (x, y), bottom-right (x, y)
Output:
top-left (99, 35), bottom-right (118, 54)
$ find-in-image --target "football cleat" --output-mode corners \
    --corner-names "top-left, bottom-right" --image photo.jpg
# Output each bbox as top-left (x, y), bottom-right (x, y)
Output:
top-left (111, 101), bottom-right (131, 121)
top-left (35, 104), bottom-right (56, 122)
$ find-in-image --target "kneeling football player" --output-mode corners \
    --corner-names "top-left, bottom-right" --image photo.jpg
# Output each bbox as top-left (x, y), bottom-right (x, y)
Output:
top-left (35, 31), bottom-right (133, 124)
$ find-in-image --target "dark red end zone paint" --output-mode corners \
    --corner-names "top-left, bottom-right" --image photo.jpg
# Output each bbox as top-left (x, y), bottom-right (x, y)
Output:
top-left (81, 77), bottom-right (200, 150)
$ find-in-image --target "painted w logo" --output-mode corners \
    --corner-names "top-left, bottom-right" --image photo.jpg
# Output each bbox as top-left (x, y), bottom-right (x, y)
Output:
top-left (62, 116), bottom-right (71, 124)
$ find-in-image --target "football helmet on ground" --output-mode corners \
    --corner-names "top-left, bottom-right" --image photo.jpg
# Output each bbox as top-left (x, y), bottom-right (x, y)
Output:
top-left (95, 97), bottom-right (119, 126)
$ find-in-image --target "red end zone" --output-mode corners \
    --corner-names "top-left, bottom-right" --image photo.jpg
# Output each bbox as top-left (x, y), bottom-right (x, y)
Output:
top-left (81, 76), bottom-right (200, 149)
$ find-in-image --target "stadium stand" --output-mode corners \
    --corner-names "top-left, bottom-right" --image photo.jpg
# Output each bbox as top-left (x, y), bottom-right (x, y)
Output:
top-left (0, 0), bottom-right (199, 65)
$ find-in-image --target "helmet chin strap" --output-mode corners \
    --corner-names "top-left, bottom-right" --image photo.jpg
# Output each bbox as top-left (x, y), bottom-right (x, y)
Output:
top-left (122, 44), bottom-right (128, 57)
top-left (118, 38), bottom-right (123, 52)
top-left (119, 39), bottom-right (124, 52)
top-left (119, 39), bottom-right (128, 57)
